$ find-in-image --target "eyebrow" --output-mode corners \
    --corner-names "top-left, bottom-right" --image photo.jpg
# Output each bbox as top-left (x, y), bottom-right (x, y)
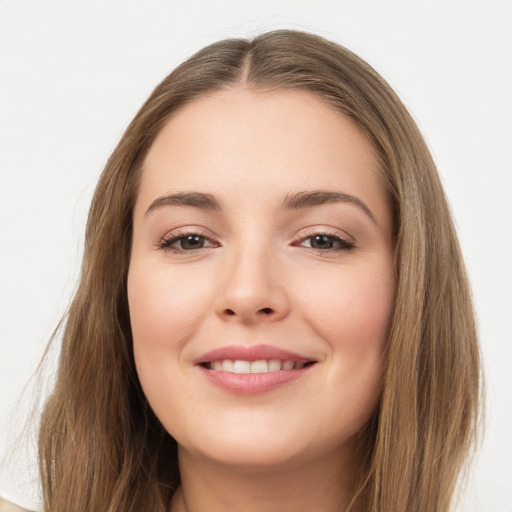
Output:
top-left (145, 192), bottom-right (222, 215)
top-left (281, 190), bottom-right (376, 223)
top-left (145, 189), bottom-right (375, 223)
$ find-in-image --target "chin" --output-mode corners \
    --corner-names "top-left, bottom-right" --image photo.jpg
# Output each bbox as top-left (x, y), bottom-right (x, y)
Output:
top-left (172, 413), bottom-right (305, 467)
top-left (174, 413), bottom-right (357, 472)
top-left (185, 439), bottom-right (309, 471)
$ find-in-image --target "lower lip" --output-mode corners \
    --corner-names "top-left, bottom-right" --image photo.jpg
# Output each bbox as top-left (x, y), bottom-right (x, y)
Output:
top-left (198, 365), bottom-right (314, 395)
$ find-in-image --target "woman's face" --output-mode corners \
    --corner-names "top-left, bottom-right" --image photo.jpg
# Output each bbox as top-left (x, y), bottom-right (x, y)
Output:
top-left (128, 87), bottom-right (395, 469)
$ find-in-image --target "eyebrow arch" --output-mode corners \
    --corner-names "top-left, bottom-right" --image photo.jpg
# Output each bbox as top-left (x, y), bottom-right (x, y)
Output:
top-left (145, 189), bottom-right (376, 223)
top-left (145, 192), bottom-right (222, 216)
top-left (281, 190), bottom-right (376, 223)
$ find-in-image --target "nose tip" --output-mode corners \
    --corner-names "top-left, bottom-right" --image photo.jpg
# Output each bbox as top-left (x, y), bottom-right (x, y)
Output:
top-left (215, 258), bottom-right (290, 324)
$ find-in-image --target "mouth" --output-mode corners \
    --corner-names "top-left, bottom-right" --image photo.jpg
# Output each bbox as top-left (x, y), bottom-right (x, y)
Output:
top-left (201, 359), bottom-right (316, 373)
top-left (195, 345), bottom-right (317, 394)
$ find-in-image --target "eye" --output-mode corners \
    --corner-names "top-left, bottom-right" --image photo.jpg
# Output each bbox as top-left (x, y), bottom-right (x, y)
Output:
top-left (298, 234), bottom-right (354, 252)
top-left (158, 233), bottom-right (218, 253)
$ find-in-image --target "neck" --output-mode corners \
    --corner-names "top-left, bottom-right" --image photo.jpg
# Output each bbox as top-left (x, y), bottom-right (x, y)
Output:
top-left (170, 444), bottom-right (364, 512)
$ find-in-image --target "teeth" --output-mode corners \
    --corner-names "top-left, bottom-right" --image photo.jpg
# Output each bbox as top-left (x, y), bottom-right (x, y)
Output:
top-left (268, 359), bottom-right (282, 372)
top-left (221, 360), bottom-right (234, 372)
top-left (233, 360), bottom-right (251, 374)
top-left (282, 360), bottom-right (295, 370)
top-left (208, 359), bottom-right (308, 373)
top-left (251, 360), bottom-right (268, 373)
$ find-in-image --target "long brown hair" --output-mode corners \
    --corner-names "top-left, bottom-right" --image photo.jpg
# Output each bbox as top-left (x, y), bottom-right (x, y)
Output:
top-left (38, 30), bottom-right (481, 511)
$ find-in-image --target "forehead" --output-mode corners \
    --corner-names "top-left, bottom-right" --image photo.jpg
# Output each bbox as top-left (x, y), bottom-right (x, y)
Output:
top-left (137, 87), bottom-right (388, 223)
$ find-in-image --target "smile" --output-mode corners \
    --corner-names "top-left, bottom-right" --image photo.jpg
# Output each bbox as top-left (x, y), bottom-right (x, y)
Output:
top-left (204, 359), bottom-right (313, 373)
top-left (195, 345), bottom-right (317, 394)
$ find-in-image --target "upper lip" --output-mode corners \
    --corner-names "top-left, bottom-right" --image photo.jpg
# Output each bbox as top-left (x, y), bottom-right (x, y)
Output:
top-left (194, 344), bottom-right (315, 364)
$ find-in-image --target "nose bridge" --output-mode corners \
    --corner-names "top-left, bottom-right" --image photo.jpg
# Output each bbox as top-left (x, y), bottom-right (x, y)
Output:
top-left (216, 235), bottom-right (289, 323)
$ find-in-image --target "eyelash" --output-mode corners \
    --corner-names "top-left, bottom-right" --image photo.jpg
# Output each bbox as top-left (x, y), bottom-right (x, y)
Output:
top-left (294, 231), bottom-right (355, 253)
top-left (157, 230), bottom-right (355, 255)
top-left (157, 229), bottom-right (218, 254)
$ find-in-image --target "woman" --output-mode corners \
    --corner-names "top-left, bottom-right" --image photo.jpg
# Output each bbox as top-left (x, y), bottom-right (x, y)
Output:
top-left (37, 30), bottom-right (480, 511)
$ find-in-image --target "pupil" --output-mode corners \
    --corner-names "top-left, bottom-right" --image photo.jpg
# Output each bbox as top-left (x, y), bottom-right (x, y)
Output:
top-left (182, 235), bottom-right (203, 250)
top-left (312, 235), bottom-right (333, 249)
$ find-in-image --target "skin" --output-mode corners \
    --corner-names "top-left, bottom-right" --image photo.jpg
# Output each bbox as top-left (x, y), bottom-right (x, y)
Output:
top-left (128, 87), bottom-right (395, 512)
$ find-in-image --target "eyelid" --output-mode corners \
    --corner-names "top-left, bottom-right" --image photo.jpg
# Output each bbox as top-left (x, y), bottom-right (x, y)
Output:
top-left (294, 226), bottom-right (354, 243)
top-left (292, 226), bottom-right (356, 252)
top-left (156, 226), bottom-right (221, 252)
top-left (155, 225), bottom-right (354, 254)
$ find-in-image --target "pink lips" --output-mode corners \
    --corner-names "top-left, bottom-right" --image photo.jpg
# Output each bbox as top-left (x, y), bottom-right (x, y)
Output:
top-left (195, 344), bottom-right (311, 364)
top-left (195, 344), bottom-right (316, 395)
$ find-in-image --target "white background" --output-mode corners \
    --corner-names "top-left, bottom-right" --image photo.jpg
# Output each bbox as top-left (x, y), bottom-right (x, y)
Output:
top-left (1, 1), bottom-right (511, 510)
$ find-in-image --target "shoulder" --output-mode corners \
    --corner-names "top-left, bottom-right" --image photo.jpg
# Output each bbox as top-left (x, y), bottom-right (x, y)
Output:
top-left (0, 497), bottom-right (37, 512)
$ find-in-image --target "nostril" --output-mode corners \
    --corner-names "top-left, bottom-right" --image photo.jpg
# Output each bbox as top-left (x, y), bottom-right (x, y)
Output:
top-left (259, 307), bottom-right (273, 315)
top-left (225, 309), bottom-right (236, 316)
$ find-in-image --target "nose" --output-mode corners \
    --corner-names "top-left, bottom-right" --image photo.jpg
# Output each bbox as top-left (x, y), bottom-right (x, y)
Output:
top-left (214, 247), bottom-right (290, 324)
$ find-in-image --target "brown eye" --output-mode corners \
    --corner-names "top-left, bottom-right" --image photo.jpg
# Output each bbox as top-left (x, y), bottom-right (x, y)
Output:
top-left (300, 234), bottom-right (354, 252)
top-left (179, 235), bottom-right (207, 250)
top-left (309, 235), bottom-right (335, 249)
top-left (159, 233), bottom-right (217, 253)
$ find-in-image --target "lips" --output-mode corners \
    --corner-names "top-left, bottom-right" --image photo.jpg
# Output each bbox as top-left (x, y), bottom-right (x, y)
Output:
top-left (195, 344), bottom-right (314, 365)
top-left (195, 344), bottom-right (317, 394)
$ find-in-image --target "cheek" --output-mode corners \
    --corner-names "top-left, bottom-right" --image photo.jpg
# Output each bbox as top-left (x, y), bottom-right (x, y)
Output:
top-left (127, 262), bottom-right (211, 412)
top-left (298, 265), bottom-right (394, 353)
top-left (127, 263), bottom-right (210, 352)
top-left (305, 266), bottom-right (394, 431)
top-left (297, 263), bottom-right (394, 414)
top-left (127, 263), bottom-right (212, 430)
